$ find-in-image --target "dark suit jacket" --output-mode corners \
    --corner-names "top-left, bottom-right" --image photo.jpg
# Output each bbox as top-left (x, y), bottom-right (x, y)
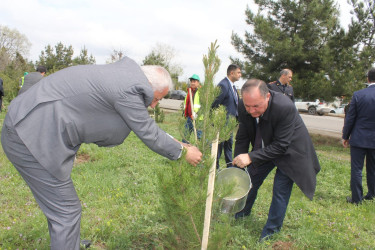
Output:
top-left (212, 77), bottom-right (239, 117)
top-left (267, 80), bottom-right (295, 102)
top-left (0, 78), bottom-right (4, 97)
top-left (342, 84), bottom-right (375, 149)
top-left (234, 90), bottom-right (320, 200)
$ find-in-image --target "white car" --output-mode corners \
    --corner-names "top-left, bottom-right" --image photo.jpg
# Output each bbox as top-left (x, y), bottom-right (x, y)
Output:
top-left (295, 99), bottom-right (320, 115)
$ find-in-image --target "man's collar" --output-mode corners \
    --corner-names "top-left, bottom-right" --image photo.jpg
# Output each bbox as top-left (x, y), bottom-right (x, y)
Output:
top-left (277, 79), bottom-right (287, 86)
top-left (260, 92), bottom-right (272, 121)
top-left (226, 76), bottom-right (234, 85)
top-left (368, 83), bottom-right (375, 87)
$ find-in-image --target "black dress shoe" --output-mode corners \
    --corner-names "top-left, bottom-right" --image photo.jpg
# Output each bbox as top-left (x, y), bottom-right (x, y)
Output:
top-left (235, 211), bottom-right (250, 219)
top-left (81, 240), bottom-right (91, 248)
top-left (346, 196), bottom-right (361, 204)
top-left (363, 194), bottom-right (375, 201)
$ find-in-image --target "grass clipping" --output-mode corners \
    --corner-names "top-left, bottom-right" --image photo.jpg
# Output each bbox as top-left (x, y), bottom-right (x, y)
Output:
top-left (157, 41), bottom-right (238, 249)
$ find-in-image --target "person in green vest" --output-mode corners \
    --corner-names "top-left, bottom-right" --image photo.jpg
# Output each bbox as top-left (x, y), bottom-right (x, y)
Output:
top-left (19, 72), bottom-right (29, 89)
top-left (183, 74), bottom-right (202, 142)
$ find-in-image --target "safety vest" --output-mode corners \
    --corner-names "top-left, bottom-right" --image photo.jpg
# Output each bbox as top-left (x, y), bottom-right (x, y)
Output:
top-left (19, 76), bottom-right (25, 87)
top-left (184, 88), bottom-right (202, 119)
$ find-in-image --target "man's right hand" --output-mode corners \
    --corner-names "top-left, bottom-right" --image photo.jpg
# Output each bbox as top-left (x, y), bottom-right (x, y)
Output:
top-left (185, 146), bottom-right (202, 166)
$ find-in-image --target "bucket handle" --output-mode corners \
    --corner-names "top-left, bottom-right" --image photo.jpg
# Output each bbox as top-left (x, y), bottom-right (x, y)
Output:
top-left (218, 165), bottom-right (249, 176)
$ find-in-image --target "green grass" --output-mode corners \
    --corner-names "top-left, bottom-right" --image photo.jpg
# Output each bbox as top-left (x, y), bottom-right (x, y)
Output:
top-left (1, 111), bottom-right (374, 249)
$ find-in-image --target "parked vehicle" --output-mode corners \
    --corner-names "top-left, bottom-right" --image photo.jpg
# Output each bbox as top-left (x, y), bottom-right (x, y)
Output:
top-left (295, 99), bottom-right (320, 115)
top-left (317, 103), bottom-right (347, 115)
top-left (317, 105), bottom-right (336, 115)
top-left (169, 90), bottom-right (187, 100)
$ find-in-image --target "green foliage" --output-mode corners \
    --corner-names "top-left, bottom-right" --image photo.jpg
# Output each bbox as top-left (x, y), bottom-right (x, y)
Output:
top-left (154, 103), bottom-right (165, 123)
top-left (72, 46), bottom-right (96, 65)
top-left (37, 42), bottom-right (96, 74)
top-left (232, 0), bottom-right (375, 101)
top-left (142, 43), bottom-right (183, 87)
top-left (156, 41), bottom-right (238, 248)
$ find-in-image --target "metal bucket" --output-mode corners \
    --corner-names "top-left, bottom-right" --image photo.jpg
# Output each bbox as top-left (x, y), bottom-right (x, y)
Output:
top-left (216, 167), bottom-right (252, 214)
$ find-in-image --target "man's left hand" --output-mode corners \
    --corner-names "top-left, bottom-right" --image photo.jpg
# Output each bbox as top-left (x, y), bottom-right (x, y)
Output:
top-left (342, 139), bottom-right (349, 148)
top-left (233, 154), bottom-right (251, 168)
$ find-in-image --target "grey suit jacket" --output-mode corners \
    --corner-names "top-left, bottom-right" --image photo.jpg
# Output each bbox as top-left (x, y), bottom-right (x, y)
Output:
top-left (7, 57), bottom-right (182, 181)
top-left (235, 91), bottom-right (320, 200)
top-left (18, 72), bottom-right (44, 95)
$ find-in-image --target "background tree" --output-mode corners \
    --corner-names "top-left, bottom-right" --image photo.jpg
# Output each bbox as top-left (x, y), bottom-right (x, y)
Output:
top-left (73, 46), bottom-right (96, 65)
top-left (0, 25), bottom-right (33, 101)
top-left (106, 49), bottom-right (126, 63)
top-left (231, 0), bottom-right (374, 101)
top-left (331, 0), bottom-right (375, 101)
top-left (37, 42), bottom-right (96, 74)
top-left (0, 25), bottom-right (31, 70)
top-left (142, 43), bottom-right (183, 88)
top-left (37, 42), bottom-right (74, 73)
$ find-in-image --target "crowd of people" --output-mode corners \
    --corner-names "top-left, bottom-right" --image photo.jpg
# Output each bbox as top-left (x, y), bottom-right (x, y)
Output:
top-left (1, 58), bottom-right (374, 248)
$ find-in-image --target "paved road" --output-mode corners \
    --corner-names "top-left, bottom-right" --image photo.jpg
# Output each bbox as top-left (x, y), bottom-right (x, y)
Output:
top-left (159, 99), bottom-right (344, 138)
top-left (300, 113), bottom-right (344, 139)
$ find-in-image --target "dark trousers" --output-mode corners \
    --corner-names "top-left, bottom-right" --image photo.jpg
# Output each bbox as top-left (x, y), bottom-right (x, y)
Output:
top-left (235, 162), bottom-right (294, 239)
top-left (182, 117), bottom-right (202, 143)
top-left (350, 146), bottom-right (375, 203)
top-left (216, 133), bottom-right (233, 168)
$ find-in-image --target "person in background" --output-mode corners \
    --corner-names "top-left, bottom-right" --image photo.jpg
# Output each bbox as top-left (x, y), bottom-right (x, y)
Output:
top-left (0, 77), bottom-right (4, 112)
top-left (342, 68), bottom-right (375, 204)
top-left (19, 72), bottom-right (29, 90)
top-left (267, 69), bottom-right (294, 102)
top-left (18, 66), bottom-right (46, 95)
top-left (183, 74), bottom-right (202, 142)
top-left (1, 57), bottom-right (202, 249)
top-left (212, 64), bottom-right (241, 169)
top-left (233, 79), bottom-right (320, 241)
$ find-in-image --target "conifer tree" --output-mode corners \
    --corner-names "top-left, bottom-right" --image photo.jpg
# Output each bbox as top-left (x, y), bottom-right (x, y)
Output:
top-left (157, 41), bottom-right (237, 248)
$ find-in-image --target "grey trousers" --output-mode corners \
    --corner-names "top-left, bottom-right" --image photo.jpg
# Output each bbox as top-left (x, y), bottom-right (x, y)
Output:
top-left (1, 115), bottom-right (81, 250)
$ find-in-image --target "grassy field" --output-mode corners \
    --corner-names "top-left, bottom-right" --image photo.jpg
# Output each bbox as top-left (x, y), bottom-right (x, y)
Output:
top-left (1, 111), bottom-right (374, 249)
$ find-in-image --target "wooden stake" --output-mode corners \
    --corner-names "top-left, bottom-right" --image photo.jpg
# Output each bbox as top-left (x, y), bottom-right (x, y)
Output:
top-left (201, 132), bottom-right (219, 250)
top-left (188, 88), bottom-right (198, 141)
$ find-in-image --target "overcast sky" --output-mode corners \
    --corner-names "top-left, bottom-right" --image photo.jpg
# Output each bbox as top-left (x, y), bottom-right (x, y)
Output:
top-left (1, 0), bottom-right (352, 87)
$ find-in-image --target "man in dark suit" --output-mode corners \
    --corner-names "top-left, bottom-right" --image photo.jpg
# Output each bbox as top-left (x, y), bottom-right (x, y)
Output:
top-left (342, 68), bottom-right (375, 204)
top-left (18, 65), bottom-right (47, 95)
top-left (232, 79), bottom-right (320, 240)
top-left (212, 64), bottom-right (241, 168)
top-left (267, 69), bottom-right (294, 102)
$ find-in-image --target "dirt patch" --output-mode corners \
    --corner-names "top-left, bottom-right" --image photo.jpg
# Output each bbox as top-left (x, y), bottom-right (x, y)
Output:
top-left (75, 153), bottom-right (91, 165)
top-left (310, 134), bottom-right (342, 147)
top-left (272, 241), bottom-right (294, 249)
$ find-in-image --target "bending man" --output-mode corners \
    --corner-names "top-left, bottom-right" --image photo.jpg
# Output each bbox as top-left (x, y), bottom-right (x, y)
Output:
top-left (1, 57), bottom-right (202, 249)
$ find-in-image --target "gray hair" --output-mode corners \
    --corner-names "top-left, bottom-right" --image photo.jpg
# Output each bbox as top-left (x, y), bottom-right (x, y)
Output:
top-left (280, 69), bottom-right (292, 76)
top-left (141, 65), bottom-right (173, 92)
top-left (241, 79), bottom-right (269, 98)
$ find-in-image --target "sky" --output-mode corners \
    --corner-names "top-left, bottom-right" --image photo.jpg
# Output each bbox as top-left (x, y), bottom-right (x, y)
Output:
top-left (1, 0), bottom-right (353, 88)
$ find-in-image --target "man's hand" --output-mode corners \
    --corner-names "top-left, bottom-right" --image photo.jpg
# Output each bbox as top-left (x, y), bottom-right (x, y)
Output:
top-left (342, 139), bottom-right (349, 148)
top-left (233, 154), bottom-right (251, 168)
top-left (185, 146), bottom-right (202, 166)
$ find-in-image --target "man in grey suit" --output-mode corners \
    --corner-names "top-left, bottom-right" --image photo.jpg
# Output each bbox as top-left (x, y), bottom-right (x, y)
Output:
top-left (18, 65), bottom-right (47, 95)
top-left (1, 57), bottom-right (202, 249)
top-left (232, 79), bottom-right (320, 240)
